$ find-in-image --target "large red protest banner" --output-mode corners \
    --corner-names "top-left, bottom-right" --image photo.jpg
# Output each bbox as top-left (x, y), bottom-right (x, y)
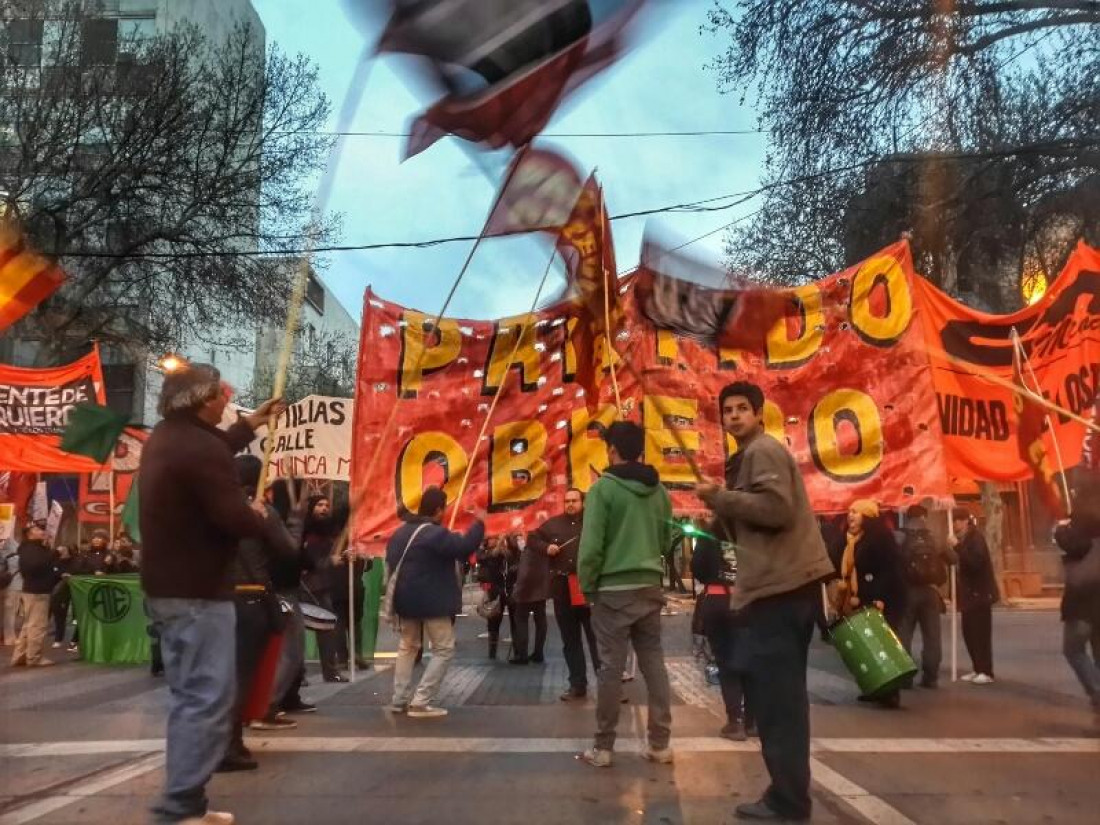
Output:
top-left (77, 427), bottom-right (148, 527)
top-left (349, 242), bottom-right (952, 554)
top-left (0, 348), bottom-right (110, 473)
top-left (913, 241), bottom-right (1100, 482)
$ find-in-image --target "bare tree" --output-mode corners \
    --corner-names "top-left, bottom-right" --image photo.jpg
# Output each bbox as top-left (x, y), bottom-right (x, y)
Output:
top-left (244, 328), bottom-right (358, 407)
top-left (707, 1), bottom-right (1100, 306)
top-left (0, 0), bottom-right (337, 361)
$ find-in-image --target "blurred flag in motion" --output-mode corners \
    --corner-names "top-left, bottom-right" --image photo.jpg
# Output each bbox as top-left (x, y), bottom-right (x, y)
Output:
top-left (0, 218), bottom-right (66, 333)
top-left (373, 0), bottom-right (648, 158)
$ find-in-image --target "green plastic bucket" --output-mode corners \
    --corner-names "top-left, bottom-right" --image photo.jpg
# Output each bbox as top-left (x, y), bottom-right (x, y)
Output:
top-left (829, 606), bottom-right (917, 698)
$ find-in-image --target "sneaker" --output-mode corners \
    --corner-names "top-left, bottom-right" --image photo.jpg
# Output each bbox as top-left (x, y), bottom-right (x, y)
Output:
top-left (720, 722), bottom-right (747, 742)
top-left (960, 672), bottom-right (977, 682)
top-left (66, 643), bottom-right (78, 653)
top-left (530, 653), bottom-right (545, 664)
top-left (385, 703), bottom-right (408, 714)
top-left (51, 641), bottom-right (61, 649)
top-left (642, 745), bottom-right (674, 764)
top-left (249, 716), bottom-right (298, 731)
top-left (407, 705), bottom-right (448, 718)
top-left (282, 701), bottom-right (317, 714)
top-left (214, 754), bottom-right (258, 773)
top-left (972, 673), bottom-right (995, 685)
top-left (559, 689), bottom-right (586, 702)
top-left (179, 812), bottom-right (235, 824)
top-left (580, 747), bottom-right (612, 768)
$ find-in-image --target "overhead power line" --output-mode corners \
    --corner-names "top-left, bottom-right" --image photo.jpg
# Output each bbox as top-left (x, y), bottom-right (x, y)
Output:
top-left (289, 128), bottom-right (764, 139)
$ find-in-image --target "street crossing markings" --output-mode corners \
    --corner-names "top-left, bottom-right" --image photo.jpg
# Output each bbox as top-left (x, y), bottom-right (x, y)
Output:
top-left (809, 757), bottom-right (919, 825)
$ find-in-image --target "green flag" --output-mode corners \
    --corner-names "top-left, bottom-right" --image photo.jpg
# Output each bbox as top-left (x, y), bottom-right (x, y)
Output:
top-left (68, 574), bottom-right (150, 665)
top-left (121, 477), bottom-right (141, 542)
top-left (60, 402), bottom-right (129, 463)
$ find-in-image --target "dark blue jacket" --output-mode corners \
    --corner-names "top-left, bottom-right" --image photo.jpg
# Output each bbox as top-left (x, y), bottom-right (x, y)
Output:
top-left (386, 516), bottom-right (485, 619)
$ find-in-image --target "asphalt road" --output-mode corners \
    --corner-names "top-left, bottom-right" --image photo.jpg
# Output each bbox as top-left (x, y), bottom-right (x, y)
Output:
top-left (1, 601), bottom-right (1097, 825)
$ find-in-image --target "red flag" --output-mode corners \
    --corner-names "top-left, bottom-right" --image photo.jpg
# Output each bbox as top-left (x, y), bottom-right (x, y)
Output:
top-left (0, 220), bottom-right (66, 333)
top-left (378, 0), bottom-right (648, 158)
top-left (1012, 345), bottom-right (1068, 519)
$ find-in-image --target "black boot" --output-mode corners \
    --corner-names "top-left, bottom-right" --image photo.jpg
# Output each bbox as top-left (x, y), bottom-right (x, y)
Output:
top-left (488, 637), bottom-right (498, 660)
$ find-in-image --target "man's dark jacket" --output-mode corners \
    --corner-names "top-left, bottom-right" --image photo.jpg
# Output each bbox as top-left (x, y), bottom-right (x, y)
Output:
top-left (18, 540), bottom-right (58, 595)
top-left (527, 513), bottom-right (583, 577)
top-left (139, 414), bottom-right (263, 600)
top-left (385, 516), bottom-right (484, 619)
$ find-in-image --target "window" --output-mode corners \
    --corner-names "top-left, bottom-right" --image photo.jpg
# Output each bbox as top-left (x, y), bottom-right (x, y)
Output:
top-left (102, 363), bottom-right (135, 419)
top-left (7, 19), bottom-right (44, 67)
top-left (80, 18), bottom-right (118, 67)
top-left (305, 273), bottom-right (325, 314)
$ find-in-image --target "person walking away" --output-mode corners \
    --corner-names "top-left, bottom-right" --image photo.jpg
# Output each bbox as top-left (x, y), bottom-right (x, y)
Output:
top-left (950, 508), bottom-right (999, 684)
top-left (476, 536), bottom-right (518, 660)
top-left (10, 522), bottom-right (58, 667)
top-left (512, 531), bottom-right (550, 664)
top-left (829, 500), bottom-right (908, 708)
top-left (387, 486), bottom-right (485, 718)
top-left (529, 489), bottom-right (601, 700)
top-left (1053, 474), bottom-right (1100, 721)
top-left (578, 421), bottom-right (674, 768)
top-left (896, 505), bottom-right (956, 689)
top-left (140, 362), bottom-right (284, 825)
top-left (301, 496), bottom-right (346, 683)
top-left (695, 381), bottom-right (836, 823)
top-left (691, 523), bottom-right (754, 739)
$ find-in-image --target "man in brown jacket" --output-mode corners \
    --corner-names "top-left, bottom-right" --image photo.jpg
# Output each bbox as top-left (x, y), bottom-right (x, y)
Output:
top-left (140, 363), bottom-right (283, 825)
top-left (696, 381), bottom-right (834, 823)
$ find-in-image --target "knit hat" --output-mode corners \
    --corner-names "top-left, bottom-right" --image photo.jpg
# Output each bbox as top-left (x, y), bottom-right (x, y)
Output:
top-left (158, 362), bottom-right (221, 417)
top-left (850, 499), bottom-right (880, 520)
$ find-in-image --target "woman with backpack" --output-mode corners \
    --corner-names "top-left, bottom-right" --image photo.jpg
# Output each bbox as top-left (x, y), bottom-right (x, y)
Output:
top-left (476, 535), bottom-right (518, 661)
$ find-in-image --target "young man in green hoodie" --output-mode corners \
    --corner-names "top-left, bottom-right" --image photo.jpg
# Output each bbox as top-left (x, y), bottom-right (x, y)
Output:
top-left (578, 421), bottom-right (674, 767)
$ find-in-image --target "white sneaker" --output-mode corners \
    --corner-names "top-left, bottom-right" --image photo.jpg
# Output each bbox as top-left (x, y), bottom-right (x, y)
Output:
top-left (643, 745), bottom-right (674, 764)
top-left (960, 673), bottom-right (977, 682)
top-left (407, 705), bottom-right (448, 718)
top-left (51, 642), bottom-right (61, 649)
top-left (971, 674), bottom-right (995, 685)
top-left (580, 747), bottom-right (613, 767)
top-left (180, 811), bottom-right (235, 824)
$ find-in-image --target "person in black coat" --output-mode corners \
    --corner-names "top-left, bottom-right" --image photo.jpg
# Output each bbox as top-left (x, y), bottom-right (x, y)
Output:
top-left (476, 536), bottom-right (518, 660)
top-left (301, 496), bottom-right (345, 683)
top-left (386, 487), bottom-right (485, 717)
top-left (510, 530), bottom-right (549, 665)
top-left (11, 523), bottom-right (59, 667)
top-left (950, 508), bottom-right (1000, 684)
top-left (830, 499), bottom-right (907, 707)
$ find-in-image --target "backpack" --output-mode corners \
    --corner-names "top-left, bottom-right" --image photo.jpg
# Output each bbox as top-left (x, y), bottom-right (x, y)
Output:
top-left (902, 528), bottom-right (947, 587)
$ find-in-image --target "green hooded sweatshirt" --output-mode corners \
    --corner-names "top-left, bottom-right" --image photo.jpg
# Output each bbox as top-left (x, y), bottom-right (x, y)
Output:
top-left (578, 462), bottom-right (672, 594)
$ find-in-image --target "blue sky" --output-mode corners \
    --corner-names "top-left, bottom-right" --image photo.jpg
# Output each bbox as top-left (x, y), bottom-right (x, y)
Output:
top-left (250, 0), bottom-right (765, 322)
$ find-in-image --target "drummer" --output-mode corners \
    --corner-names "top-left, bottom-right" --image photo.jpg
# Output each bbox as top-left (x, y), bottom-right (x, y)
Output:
top-left (695, 381), bottom-right (834, 824)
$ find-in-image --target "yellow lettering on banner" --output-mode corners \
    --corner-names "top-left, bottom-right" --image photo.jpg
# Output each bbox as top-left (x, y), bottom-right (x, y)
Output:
top-left (490, 420), bottom-right (548, 509)
top-left (644, 395), bottom-right (700, 487)
top-left (563, 318), bottom-right (579, 380)
top-left (850, 255), bottom-right (913, 346)
top-left (656, 330), bottom-right (679, 363)
top-left (725, 401), bottom-right (786, 454)
top-left (765, 284), bottom-right (823, 368)
top-left (568, 405), bottom-right (617, 491)
top-left (396, 432), bottom-right (468, 514)
top-left (718, 345), bottom-right (742, 369)
top-left (809, 389), bottom-right (883, 482)
top-left (484, 313), bottom-right (541, 394)
top-left (398, 312), bottom-right (462, 398)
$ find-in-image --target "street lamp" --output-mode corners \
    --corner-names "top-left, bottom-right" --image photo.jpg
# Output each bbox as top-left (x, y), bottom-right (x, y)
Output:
top-left (158, 353), bottom-right (187, 373)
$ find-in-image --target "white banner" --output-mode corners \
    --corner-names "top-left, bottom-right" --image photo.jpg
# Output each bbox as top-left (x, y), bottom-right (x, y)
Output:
top-left (44, 500), bottom-right (63, 546)
top-left (248, 395), bottom-right (352, 482)
top-left (0, 502), bottom-right (14, 543)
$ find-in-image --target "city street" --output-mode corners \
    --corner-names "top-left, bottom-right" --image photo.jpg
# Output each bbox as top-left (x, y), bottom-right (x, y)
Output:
top-left (1, 602), bottom-right (1097, 825)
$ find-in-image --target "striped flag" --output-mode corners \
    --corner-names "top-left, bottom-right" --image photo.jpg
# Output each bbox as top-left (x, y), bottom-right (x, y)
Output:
top-left (0, 220), bottom-right (66, 333)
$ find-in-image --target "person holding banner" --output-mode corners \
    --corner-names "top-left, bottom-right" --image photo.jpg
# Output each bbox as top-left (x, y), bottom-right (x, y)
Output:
top-left (695, 381), bottom-right (835, 824)
top-left (139, 363), bottom-right (285, 825)
top-left (528, 488), bottom-right (600, 701)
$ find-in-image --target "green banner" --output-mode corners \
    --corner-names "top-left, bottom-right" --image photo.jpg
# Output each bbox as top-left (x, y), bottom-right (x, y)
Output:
top-left (69, 574), bottom-right (150, 665)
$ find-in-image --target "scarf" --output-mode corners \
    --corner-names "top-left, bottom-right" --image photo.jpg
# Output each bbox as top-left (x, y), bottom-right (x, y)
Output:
top-left (835, 499), bottom-right (880, 616)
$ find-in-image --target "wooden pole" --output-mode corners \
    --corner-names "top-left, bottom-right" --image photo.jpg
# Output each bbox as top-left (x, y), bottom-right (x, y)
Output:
top-left (947, 510), bottom-right (958, 682)
top-left (107, 470), bottom-right (116, 544)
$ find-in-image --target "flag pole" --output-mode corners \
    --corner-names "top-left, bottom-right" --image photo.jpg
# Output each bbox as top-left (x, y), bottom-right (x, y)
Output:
top-left (108, 470), bottom-right (116, 544)
top-left (1011, 329), bottom-right (1073, 515)
top-left (947, 507), bottom-right (958, 683)
top-left (348, 546), bottom-right (356, 683)
top-left (447, 248), bottom-right (558, 528)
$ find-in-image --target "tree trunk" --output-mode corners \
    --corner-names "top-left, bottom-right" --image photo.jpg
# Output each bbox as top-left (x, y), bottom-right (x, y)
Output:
top-left (979, 482), bottom-right (1006, 578)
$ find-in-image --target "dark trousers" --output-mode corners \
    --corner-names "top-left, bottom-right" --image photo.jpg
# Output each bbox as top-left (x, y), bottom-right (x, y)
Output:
top-left (551, 577), bottom-right (600, 691)
top-left (897, 586), bottom-right (943, 683)
top-left (50, 588), bottom-right (70, 643)
top-left (700, 594), bottom-right (751, 726)
top-left (333, 591), bottom-right (364, 665)
top-left (308, 591), bottom-right (342, 679)
top-left (229, 596), bottom-right (275, 755)
top-left (513, 600), bottom-right (547, 660)
top-left (961, 604), bottom-right (994, 677)
top-left (486, 597), bottom-right (516, 646)
top-left (739, 590), bottom-right (816, 821)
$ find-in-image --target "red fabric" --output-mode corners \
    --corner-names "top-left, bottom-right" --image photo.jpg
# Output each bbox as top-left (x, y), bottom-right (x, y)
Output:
top-left (242, 632), bottom-right (284, 723)
top-left (1013, 352), bottom-right (1068, 519)
top-left (705, 584), bottom-right (729, 596)
top-left (567, 573), bottom-right (586, 607)
top-left (0, 223), bottom-right (67, 333)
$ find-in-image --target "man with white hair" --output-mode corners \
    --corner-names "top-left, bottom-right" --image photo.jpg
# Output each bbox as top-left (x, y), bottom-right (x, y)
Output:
top-left (139, 363), bottom-right (284, 825)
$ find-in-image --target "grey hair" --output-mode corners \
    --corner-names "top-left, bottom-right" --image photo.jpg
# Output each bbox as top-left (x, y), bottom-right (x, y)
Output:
top-left (157, 363), bottom-right (222, 417)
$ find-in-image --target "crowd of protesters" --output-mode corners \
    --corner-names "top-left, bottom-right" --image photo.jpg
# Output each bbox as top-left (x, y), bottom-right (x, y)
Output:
top-left (4, 364), bottom-right (1097, 825)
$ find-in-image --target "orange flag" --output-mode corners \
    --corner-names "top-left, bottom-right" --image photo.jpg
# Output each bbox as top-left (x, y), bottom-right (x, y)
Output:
top-left (0, 220), bottom-right (66, 333)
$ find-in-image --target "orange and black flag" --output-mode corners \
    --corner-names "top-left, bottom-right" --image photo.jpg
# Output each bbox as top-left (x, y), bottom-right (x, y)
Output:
top-left (0, 220), bottom-right (66, 333)
top-left (1012, 343), bottom-right (1068, 519)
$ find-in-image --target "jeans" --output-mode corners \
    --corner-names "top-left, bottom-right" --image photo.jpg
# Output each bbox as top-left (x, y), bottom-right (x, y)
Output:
top-left (961, 605), bottom-right (994, 677)
top-left (11, 593), bottom-right (50, 665)
top-left (513, 600), bottom-right (547, 661)
top-left (1063, 619), bottom-right (1100, 707)
top-left (739, 588), bottom-right (817, 821)
top-left (897, 586), bottom-right (943, 683)
top-left (230, 596), bottom-right (275, 749)
top-left (392, 617), bottom-right (456, 708)
top-left (591, 587), bottom-right (672, 751)
top-left (551, 576), bottom-right (600, 692)
top-left (146, 598), bottom-right (236, 823)
top-left (272, 591), bottom-right (306, 711)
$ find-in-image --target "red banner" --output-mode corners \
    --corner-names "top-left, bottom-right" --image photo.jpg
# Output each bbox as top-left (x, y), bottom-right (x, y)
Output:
top-left (0, 349), bottom-right (110, 473)
top-left (350, 242), bottom-right (952, 554)
top-left (77, 427), bottom-right (148, 527)
top-left (913, 241), bottom-right (1100, 482)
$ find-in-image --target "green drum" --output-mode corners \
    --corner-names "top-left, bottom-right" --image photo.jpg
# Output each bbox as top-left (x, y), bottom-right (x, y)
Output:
top-left (829, 607), bottom-right (917, 698)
